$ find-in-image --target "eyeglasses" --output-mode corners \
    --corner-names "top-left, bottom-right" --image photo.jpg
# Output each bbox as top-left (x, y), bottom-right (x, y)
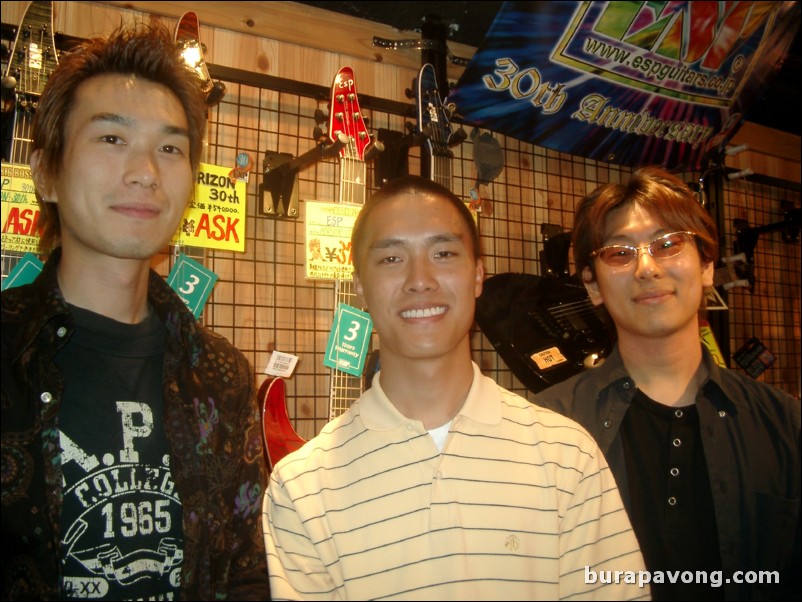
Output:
top-left (590, 231), bottom-right (698, 267)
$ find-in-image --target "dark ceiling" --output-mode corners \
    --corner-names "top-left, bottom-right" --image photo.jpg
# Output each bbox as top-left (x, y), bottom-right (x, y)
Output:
top-left (298, 1), bottom-right (801, 137)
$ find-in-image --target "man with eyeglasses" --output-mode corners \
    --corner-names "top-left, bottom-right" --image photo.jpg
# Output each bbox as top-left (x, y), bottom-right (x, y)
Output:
top-left (538, 166), bottom-right (800, 601)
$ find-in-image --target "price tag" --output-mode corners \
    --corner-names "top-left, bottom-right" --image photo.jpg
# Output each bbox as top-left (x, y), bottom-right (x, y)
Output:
top-left (265, 350), bottom-right (299, 377)
top-left (530, 346), bottom-right (568, 370)
top-left (323, 303), bottom-right (373, 377)
top-left (167, 253), bottom-right (218, 319)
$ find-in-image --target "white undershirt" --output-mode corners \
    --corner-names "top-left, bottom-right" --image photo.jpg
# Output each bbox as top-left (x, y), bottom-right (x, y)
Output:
top-left (428, 420), bottom-right (453, 452)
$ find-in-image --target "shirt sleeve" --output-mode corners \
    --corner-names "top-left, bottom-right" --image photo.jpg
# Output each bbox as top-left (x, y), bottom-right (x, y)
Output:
top-left (557, 444), bottom-right (651, 600)
top-left (223, 366), bottom-right (272, 600)
top-left (263, 468), bottom-right (344, 600)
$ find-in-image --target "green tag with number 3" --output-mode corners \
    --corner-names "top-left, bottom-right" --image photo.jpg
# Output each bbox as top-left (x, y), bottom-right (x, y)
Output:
top-left (167, 253), bottom-right (218, 319)
top-left (324, 303), bottom-right (373, 377)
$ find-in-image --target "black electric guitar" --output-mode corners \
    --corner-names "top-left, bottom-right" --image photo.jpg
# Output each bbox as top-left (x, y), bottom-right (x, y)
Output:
top-left (1, 1), bottom-right (58, 278)
top-left (475, 226), bottom-right (615, 394)
top-left (1, 1), bottom-right (58, 164)
top-left (416, 62), bottom-right (465, 187)
top-left (476, 270), bottom-right (615, 394)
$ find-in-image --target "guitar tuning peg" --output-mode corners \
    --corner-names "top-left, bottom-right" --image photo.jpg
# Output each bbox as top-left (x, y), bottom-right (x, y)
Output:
top-left (404, 122), bottom-right (415, 134)
top-left (404, 87), bottom-right (415, 99)
top-left (313, 125), bottom-right (326, 141)
top-left (449, 126), bottom-right (467, 147)
top-left (206, 81), bottom-right (227, 107)
top-left (314, 108), bottom-right (327, 123)
top-left (1, 74), bottom-right (17, 92)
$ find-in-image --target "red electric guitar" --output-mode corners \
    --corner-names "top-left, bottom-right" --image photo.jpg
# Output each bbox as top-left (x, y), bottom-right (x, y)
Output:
top-left (326, 66), bottom-right (380, 421)
top-left (261, 67), bottom-right (379, 467)
top-left (259, 377), bottom-right (304, 470)
top-left (174, 11), bottom-right (226, 107)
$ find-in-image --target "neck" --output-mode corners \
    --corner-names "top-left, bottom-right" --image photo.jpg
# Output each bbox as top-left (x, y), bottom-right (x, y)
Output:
top-left (378, 346), bottom-right (475, 429)
top-left (57, 249), bottom-right (153, 324)
top-left (617, 324), bottom-right (707, 407)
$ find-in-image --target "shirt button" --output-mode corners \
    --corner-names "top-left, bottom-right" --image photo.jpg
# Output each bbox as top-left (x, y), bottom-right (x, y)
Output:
top-left (623, 381), bottom-right (631, 390)
top-left (718, 410), bottom-right (726, 418)
top-left (674, 409), bottom-right (684, 418)
top-left (670, 467), bottom-right (680, 477)
top-left (672, 438), bottom-right (682, 447)
top-left (56, 326), bottom-right (68, 338)
top-left (603, 419), bottom-right (612, 428)
top-left (40, 392), bottom-right (53, 404)
top-left (668, 496), bottom-right (678, 506)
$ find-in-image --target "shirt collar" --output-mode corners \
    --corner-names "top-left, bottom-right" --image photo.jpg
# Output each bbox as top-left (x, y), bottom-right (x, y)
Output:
top-left (359, 362), bottom-right (503, 430)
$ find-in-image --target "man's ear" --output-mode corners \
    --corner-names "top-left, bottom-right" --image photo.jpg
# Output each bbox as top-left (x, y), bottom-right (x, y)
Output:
top-left (701, 260), bottom-right (714, 288)
top-left (30, 150), bottom-right (57, 203)
top-left (474, 258), bottom-right (484, 298)
top-left (353, 272), bottom-right (367, 309)
top-left (582, 266), bottom-right (604, 307)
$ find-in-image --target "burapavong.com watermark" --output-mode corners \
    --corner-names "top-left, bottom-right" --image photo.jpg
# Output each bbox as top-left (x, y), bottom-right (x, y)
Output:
top-left (585, 567), bottom-right (780, 589)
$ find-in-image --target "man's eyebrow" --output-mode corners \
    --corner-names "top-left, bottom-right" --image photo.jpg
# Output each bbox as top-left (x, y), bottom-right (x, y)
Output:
top-left (90, 112), bottom-right (190, 138)
top-left (369, 233), bottom-right (464, 250)
top-left (603, 229), bottom-right (669, 245)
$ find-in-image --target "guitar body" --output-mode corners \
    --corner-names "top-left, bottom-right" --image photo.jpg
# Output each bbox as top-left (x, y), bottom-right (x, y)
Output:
top-left (475, 272), bottom-right (615, 394)
top-left (1, 0), bottom-right (58, 164)
top-left (259, 377), bottom-right (305, 470)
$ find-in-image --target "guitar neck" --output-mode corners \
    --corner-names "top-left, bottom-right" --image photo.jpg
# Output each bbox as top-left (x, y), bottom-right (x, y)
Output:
top-left (5, 0), bottom-right (58, 165)
top-left (328, 156), bottom-right (367, 421)
top-left (417, 64), bottom-right (454, 190)
top-left (426, 146), bottom-right (452, 189)
top-left (339, 157), bottom-right (367, 205)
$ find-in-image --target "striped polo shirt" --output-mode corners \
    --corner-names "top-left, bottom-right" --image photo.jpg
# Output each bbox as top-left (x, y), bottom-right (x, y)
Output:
top-left (264, 363), bottom-right (648, 600)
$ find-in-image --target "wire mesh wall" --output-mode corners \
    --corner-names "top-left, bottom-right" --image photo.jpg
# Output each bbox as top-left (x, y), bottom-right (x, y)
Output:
top-left (165, 68), bottom-right (640, 439)
top-left (722, 177), bottom-right (801, 398)
top-left (2, 54), bottom-right (799, 444)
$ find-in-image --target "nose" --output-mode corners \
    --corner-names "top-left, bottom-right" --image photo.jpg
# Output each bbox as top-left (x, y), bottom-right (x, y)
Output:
top-left (633, 246), bottom-right (663, 278)
top-left (124, 148), bottom-right (159, 188)
top-left (404, 255), bottom-right (437, 293)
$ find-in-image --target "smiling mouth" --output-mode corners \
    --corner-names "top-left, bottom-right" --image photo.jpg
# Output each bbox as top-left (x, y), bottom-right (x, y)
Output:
top-left (634, 290), bottom-right (673, 302)
top-left (400, 306), bottom-right (447, 319)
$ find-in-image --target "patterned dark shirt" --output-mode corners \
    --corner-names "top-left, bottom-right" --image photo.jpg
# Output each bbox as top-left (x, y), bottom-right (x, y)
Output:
top-left (1, 248), bottom-right (270, 600)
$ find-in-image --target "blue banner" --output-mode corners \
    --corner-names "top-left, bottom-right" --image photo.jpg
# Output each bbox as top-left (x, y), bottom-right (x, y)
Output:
top-left (448, 1), bottom-right (800, 169)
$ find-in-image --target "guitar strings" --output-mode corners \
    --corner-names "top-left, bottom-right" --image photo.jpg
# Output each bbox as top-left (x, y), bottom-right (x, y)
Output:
top-left (328, 88), bottom-right (369, 422)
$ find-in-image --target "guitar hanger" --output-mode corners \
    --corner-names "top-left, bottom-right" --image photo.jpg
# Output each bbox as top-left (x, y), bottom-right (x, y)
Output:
top-left (733, 201), bottom-right (801, 288)
top-left (372, 13), bottom-right (471, 68)
top-left (259, 134), bottom-right (347, 218)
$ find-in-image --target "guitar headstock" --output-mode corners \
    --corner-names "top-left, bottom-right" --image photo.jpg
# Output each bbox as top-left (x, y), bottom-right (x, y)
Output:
top-left (6, 1), bottom-right (59, 98)
top-left (416, 63), bottom-right (455, 159)
top-left (175, 11), bottom-right (225, 106)
top-left (328, 67), bottom-right (371, 161)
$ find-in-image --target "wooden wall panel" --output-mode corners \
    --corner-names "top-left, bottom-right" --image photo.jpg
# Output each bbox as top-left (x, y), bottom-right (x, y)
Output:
top-left (2, 2), bottom-right (799, 436)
